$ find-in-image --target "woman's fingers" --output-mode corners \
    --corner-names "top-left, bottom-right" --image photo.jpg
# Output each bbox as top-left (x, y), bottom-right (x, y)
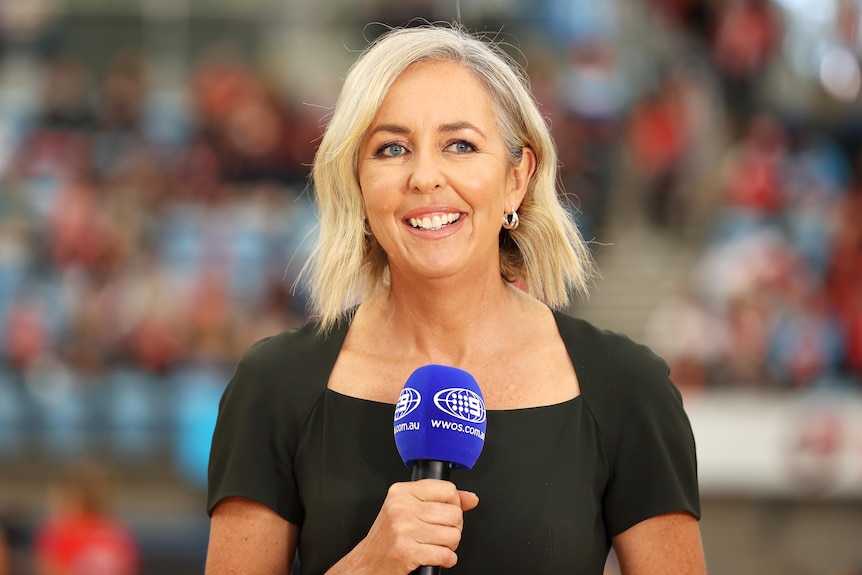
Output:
top-left (458, 490), bottom-right (479, 512)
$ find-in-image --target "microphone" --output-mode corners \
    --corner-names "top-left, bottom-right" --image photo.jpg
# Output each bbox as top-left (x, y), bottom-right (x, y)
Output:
top-left (393, 364), bottom-right (487, 574)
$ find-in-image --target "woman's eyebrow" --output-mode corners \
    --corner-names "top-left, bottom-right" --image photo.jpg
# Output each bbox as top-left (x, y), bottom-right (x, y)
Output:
top-left (367, 121), bottom-right (485, 138)
top-left (439, 121), bottom-right (485, 137)
top-left (366, 123), bottom-right (410, 138)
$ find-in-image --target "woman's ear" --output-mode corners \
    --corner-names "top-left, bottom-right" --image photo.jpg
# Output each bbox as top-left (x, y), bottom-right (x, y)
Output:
top-left (509, 146), bottom-right (537, 208)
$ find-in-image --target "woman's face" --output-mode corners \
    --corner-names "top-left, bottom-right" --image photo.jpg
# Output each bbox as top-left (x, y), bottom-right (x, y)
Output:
top-left (358, 59), bottom-right (534, 285)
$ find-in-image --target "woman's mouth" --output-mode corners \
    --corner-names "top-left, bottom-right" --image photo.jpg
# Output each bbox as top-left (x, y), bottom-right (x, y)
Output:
top-left (408, 213), bottom-right (462, 231)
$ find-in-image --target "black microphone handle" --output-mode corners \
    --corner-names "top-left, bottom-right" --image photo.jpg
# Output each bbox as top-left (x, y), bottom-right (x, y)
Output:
top-left (410, 459), bottom-right (452, 481)
top-left (410, 460), bottom-right (452, 575)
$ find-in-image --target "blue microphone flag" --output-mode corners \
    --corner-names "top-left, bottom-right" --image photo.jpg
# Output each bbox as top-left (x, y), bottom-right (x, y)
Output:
top-left (393, 364), bottom-right (486, 470)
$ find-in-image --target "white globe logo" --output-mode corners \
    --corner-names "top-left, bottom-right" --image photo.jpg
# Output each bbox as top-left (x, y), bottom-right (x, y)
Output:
top-left (433, 388), bottom-right (486, 423)
top-left (394, 387), bottom-right (421, 421)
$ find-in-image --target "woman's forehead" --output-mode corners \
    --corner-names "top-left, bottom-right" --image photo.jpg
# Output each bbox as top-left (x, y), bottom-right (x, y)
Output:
top-left (370, 60), bottom-right (498, 130)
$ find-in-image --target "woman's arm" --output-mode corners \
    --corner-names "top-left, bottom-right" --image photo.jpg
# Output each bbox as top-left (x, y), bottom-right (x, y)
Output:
top-left (612, 511), bottom-right (706, 575)
top-left (206, 497), bottom-right (298, 575)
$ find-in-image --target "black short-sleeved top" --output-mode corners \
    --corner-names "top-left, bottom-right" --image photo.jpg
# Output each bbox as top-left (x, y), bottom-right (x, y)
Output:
top-left (207, 310), bottom-right (700, 574)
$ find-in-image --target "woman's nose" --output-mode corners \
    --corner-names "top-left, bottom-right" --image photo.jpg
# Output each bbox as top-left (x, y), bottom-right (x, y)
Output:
top-left (408, 148), bottom-right (445, 193)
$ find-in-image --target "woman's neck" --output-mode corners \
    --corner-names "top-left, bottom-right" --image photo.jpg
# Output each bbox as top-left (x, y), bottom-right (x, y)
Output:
top-left (359, 275), bottom-right (538, 364)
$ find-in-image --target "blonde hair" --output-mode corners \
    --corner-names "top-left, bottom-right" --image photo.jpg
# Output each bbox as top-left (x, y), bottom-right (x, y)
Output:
top-left (304, 24), bottom-right (595, 333)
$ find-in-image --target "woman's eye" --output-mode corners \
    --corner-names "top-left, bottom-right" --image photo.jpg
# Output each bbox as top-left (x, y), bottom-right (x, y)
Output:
top-left (448, 140), bottom-right (476, 154)
top-left (377, 143), bottom-right (407, 157)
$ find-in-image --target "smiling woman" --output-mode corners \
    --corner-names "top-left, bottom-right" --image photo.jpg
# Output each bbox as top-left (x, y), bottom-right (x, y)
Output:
top-left (205, 23), bottom-right (706, 575)
top-left (356, 59), bottom-right (533, 285)
top-left (307, 26), bottom-right (595, 329)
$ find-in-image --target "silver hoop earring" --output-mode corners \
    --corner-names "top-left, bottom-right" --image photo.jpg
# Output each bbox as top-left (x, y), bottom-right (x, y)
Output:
top-left (502, 207), bottom-right (519, 231)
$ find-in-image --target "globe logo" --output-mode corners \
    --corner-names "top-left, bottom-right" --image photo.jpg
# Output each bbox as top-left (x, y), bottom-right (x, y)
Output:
top-left (394, 387), bottom-right (422, 421)
top-left (433, 388), bottom-right (486, 423)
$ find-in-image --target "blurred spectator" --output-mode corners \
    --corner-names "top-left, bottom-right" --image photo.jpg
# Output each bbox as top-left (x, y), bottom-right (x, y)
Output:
top-left (828, 153), bottom-right (862, 380)
top-left (766, 271), bottom-right (845, 388)
top-left (556, 37), bottom-right (627, 239)
top-left (712, 112), bottom-right (788, 240)
top-left (783, 131), bottom-right (850, 279)
top-left (36, 56), bottom-right (94, 132)
top-left (719, 291), bottom-right (775, 386)
top-left (626, 68), bottom-right (693, 232)
top-left (48, 174), bottom-right (107, 272)
top-left (32, 464), bottom-right (140, 575)
top-left (92, 49), bottom-right (147, 179)
top-left (189, 44), bottom-right (311, 187)
top-left (709, 0), bottom-right (783, 136)
top-left (2, 292), bottom-right (50, 373)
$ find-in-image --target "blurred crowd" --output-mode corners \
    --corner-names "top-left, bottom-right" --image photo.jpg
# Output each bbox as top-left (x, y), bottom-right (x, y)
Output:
top-left (641, 0), bottom-right (862, 392)
top-left (2, 46), bottom-right (318, 374)
top-left (0, 18), bottom-right (323, 474)
top-left (644, 110), bottom-right (862, 392)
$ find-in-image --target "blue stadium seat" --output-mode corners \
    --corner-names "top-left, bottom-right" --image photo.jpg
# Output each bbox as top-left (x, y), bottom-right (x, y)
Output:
top-left (171, 364), bottom-right (230, 489)
top-left (101, 368), bottom-right (168, 460)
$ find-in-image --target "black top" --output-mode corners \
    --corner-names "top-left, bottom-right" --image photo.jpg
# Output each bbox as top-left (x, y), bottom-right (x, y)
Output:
top-left (207, 310), bottom-right (700, 574)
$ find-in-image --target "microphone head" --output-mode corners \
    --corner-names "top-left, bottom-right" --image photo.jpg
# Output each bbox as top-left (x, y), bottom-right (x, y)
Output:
top-left (393, 364), bottom-right (487, 470)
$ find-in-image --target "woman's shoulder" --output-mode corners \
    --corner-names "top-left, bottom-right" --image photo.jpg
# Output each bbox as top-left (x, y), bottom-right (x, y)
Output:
top-left (240, 318), bottom-right (346, 367)
top-left (553, 310), bottom-right (670, 382)
top-left (553, 310), bottom-right (681, 413)
top-left (554, 310), bottom-right (695, 477)
top-left (228, 317), bottom-right (350, 402)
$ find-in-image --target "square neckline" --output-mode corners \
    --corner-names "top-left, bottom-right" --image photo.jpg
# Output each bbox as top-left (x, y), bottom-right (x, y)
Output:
top-left (323, 308), bottom-right (583, 412)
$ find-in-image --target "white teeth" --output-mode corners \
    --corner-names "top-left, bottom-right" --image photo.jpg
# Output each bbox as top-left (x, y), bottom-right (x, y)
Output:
top-left (409, 213), bottom-right (461, 230)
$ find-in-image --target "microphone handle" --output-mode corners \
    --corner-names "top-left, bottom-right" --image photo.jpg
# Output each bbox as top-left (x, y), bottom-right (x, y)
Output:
top-left (410, 460), bottom-right (452, 575)
top-left (410, 459), bottom-right (452, 481)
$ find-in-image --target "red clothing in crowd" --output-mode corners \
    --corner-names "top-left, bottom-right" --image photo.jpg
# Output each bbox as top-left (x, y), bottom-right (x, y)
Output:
top-left (33, 512), bottom-right (139, 575)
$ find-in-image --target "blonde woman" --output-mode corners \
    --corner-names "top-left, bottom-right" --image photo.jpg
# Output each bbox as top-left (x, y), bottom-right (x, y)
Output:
top-left (206, 24), bottom-right (705, 575)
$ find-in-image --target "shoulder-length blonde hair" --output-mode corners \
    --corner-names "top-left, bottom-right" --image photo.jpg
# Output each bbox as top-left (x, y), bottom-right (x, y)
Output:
top-left (303, 24), bottom-right (595, 333)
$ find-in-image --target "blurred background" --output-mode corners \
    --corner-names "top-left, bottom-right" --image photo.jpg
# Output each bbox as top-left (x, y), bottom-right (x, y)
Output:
top-left (0, 0), bottom-right (860, 574)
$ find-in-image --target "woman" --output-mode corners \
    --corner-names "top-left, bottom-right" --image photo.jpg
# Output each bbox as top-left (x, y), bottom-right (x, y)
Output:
top-left (206, 24), bottom-right (705, 574)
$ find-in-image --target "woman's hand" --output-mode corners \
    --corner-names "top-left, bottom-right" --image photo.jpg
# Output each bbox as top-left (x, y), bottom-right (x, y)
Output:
top-left (328, 479), bottom-right (479, 575)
